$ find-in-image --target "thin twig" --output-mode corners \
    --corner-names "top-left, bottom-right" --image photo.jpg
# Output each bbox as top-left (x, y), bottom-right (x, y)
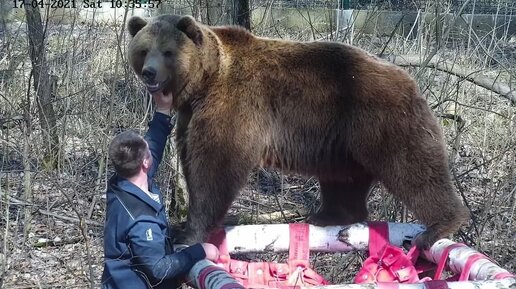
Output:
top-left (414, 0), bottom-right (472, 79)
top-left (436, 113), bottom-right (466, 130)
top-left (37, 209), bottom-right (102, 227)
top-left (33, 236), bottom-right (84, 248)
top-left (378, 14), bottom-right (405, 57)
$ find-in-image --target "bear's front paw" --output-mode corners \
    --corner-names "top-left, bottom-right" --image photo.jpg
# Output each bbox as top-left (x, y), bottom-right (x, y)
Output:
top-left (172, 229), bottom-right (198, 246)
top-left (413, 230), bottom-right (439, 250)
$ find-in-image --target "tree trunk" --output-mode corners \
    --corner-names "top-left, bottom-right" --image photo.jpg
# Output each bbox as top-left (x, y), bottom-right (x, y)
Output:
top-left (193, 0), bottom-right (231, 25)
top-left (0, 1), bottom-right (9, 41)
top-left (24, 3), bottom-right (59, 169)
top-left (233, 0), bottom-right (251, 30)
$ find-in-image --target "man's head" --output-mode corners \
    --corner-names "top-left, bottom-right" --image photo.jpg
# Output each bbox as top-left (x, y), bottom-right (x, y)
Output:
top-left (108, 130), bottom-right (152, 179)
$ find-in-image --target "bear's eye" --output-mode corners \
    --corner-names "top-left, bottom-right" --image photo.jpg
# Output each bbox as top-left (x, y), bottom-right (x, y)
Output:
top-left (164, 51), bottom-right (173, 58)
top-left (140, 49), bottom-right (148, 57)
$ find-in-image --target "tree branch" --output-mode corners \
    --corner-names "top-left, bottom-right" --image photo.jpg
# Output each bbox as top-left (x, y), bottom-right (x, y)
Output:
top-left (385, 54), bottom-right (516, 105)
top-left (38, 209), bottom-right (103, 227)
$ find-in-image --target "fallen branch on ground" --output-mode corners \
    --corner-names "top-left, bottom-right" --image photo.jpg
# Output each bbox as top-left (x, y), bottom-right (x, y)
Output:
top-left (0, 191), bottom-right (103, 227)
top-left (33, 236), bottom-right (84, 248)
top-left (38, 209), bottom-right (103, 227)
top-left (385, 54), bottom-right (516, 105)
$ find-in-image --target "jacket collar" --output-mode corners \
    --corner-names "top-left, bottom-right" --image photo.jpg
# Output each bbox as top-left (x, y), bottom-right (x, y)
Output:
top-left (110, 175), bottom-right (163, 213)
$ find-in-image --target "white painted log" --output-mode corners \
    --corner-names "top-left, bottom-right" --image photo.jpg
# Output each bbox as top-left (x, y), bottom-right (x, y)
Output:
top-left (223, 223), bottom-right (426, 253)
top-left (221, 223), bottom-right (513, 280)
top-left (187, 223), bottom-right (515, 289)
top-left (422, 238), bottom-right (514, 281)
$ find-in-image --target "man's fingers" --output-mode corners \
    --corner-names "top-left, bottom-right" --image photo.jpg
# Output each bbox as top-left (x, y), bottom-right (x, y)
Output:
top-left (150, 90), bottom-right (164, 98)
top-left (162, 92), bottom-right (173, 99)
top-left (151, 90), bottom-right (173, 100)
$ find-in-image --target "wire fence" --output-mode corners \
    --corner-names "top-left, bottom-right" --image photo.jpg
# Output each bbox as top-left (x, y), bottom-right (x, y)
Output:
top-left (250, 0), bottom-right (516, 14)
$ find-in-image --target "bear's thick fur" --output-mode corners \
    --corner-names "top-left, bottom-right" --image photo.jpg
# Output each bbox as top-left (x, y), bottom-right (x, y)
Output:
top-left (127, 14), bottom-right (470, 249)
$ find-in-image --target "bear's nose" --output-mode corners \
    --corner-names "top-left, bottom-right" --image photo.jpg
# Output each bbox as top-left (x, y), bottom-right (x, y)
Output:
top-left (142, 67), bottom-right (157, 82)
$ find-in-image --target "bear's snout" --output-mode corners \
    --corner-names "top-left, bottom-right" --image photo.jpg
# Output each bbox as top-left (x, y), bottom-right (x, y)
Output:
top-left (141, 66), bottom-right (164, 93)
top-left (142, 67), bottom-right (157, 83)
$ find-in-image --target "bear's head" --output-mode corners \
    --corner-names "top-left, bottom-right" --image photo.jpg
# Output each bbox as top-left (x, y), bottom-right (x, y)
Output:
top-left (127, 15), bottom-right (217, 107)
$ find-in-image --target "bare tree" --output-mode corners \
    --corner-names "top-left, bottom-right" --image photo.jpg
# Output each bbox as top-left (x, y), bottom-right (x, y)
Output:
top-left (234, 0), bottom-right (251, 30)
top-left (24, 3), bottom-right (59, 169)
top-left (0, 1), bottom-right (10, 41)
top-left (193, 0), bottom-right (232, 25)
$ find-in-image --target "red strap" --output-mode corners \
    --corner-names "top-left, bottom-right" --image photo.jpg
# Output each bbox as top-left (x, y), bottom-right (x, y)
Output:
top-left (368, 221), bottom-right (390, 257)
top-left (407, 245), bottom-right (437, 275)
top-left (433, 243), bottom-right (466, 280)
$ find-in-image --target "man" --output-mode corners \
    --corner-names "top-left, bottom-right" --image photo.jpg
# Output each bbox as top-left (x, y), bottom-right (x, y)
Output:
top-left (101, 91), bottom-right (219, 289)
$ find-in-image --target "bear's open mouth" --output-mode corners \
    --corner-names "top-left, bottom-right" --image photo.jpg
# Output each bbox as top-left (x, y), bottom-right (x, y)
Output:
top-left (145, 82), bottom-right (161, 93)
top-left (144, 78), bottom-right (170, 94)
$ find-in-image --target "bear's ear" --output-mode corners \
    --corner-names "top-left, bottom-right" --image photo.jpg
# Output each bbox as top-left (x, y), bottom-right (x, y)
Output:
top-left (177, 16), bottom-right (203, 46)
top-left (128, 16), bottom-right (148, 37)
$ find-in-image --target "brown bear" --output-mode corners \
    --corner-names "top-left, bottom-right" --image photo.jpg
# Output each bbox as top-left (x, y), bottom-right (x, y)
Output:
top-left (126, 14), bottom-right (470, 249)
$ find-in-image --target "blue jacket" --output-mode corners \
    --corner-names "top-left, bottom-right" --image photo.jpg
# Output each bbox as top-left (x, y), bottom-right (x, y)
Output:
top-left (101, 112), bottom-right (206, 289)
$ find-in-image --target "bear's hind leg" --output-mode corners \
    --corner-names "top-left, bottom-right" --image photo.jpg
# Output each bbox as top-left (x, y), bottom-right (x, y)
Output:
top-left (307, 173), bottom-right (373, 226)
top-left (377, 148), bottom-right (470, 249)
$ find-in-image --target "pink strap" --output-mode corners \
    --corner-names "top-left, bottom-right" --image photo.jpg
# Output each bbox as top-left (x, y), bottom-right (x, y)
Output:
top-left (288, 223), bottom-right (310, 267)
top-left (433, 243), bottom-right (466, 280)
top-left (287, 223), bottom-right (330, 286)
top-left (460, 253), bottom-right (516, 281)
top-left (368, 221), bottom-right (390, 257)
top-left (459, 253), bottom-right (485, 281)
top-left (247, 262), bottom-right (268, 288)
top-left (406, 245), bottom-right (421, 264)
top-left (207, 224), bottom-right (330, 288)
top-left (494, 272), bottom-right (516, 279)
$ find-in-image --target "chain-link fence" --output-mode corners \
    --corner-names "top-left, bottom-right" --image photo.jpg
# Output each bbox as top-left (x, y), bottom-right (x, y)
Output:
top-left (251, 0), bottom-right (339, 8)
top-left (251, 0), bottom-right (516, 14)
top-left (449, 0), bottom-right (515, 14)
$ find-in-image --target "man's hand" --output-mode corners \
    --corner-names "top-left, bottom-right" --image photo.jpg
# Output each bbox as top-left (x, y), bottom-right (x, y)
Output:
top-left (151, 91), bottom-right (173, 116)
top-left (201, 243), bottom-right (220, 262)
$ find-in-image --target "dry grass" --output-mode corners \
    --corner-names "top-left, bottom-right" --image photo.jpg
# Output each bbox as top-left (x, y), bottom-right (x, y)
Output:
top-left (0, 4), bottom-right (515, 288)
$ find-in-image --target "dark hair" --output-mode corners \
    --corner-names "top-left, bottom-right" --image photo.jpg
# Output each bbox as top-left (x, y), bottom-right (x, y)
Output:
top-left (108, 130), bottom-right (149, 178)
